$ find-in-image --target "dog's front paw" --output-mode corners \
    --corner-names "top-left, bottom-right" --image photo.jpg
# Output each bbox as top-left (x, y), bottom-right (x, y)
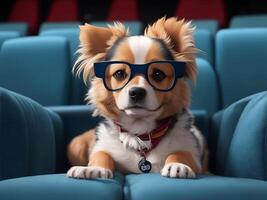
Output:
top-left (120, 132), bottom-right (150, 151)
top-left (67, 166), bottom-right (113, 179)
top-left (161, 163), bottom-right (196, 179)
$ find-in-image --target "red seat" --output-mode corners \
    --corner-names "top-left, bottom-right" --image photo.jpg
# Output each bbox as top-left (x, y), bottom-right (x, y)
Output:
top-left (8, 0), bottom-right (39, 34)
top-left (175, 0), bottom-right (227, 27)
top-left (107, 0), bottom-right (138, 21)
top-left (47, 0), bottom-right (78, 22)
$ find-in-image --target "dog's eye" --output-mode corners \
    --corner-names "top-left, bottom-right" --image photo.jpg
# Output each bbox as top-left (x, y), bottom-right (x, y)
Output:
top-left (151, 69), bottom-right (166, 82)
top-left (113, 70), bottom-right (127, 81)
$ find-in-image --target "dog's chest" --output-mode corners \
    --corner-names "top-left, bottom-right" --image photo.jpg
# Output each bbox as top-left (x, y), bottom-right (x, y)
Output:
top-left (91, 122), bottom-right (200, 174)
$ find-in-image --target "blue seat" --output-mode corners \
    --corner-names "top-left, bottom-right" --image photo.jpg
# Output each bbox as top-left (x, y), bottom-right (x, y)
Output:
top-left (39, 22), bottom-right (80, 33)
top-left (191, 58), bottom-right (219, 115)
top-left (91, 21), bottom-right (142, 35)
top-left (216, 28), bottom-right (267, 107)
top-left (39, 29), bottom-right (87, 105)
top-left (0, 36), bottom-right (71, 106)
top-left (0, 31), bottom-right (20, 48)
top-left (192, 19), bottom-right (219, 35)
top-left (0, 174), bottom-right (123, 200)
top-left (194, 30), bottom-right (214, 65)
top-left (1, 87), bottom-right (267, 199)
top-left (125, 173), bottom-right (267, 200)
top-left (0, 23), bottom-right (28, 36)
top-left (230, 15), bottom-right (267, 28)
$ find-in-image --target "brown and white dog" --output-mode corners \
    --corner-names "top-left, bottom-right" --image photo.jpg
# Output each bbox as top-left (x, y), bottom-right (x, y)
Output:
top-left (67, 17), bottom-right (208, 179)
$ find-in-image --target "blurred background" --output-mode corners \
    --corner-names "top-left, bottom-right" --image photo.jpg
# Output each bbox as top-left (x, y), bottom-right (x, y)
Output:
top-left (0, 0), bottom-right (267, 34)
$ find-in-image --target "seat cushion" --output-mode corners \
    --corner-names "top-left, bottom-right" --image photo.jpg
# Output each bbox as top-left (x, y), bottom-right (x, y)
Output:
top-left (124, 173), bottom-right (267, 200)
top-left (0, 173), bottom-right (124, 200)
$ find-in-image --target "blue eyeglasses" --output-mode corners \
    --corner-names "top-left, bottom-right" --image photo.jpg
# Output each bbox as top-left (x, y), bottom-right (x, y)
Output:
top-left (94, 60), bottom-right (186, 91)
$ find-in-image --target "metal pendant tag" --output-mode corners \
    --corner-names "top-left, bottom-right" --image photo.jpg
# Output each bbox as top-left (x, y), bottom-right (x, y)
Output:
top-left (138, 158), bottom-right (152, 173)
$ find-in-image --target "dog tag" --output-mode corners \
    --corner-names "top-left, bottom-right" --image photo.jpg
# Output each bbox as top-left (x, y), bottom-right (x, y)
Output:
top-left (138, 158), bottom-right (152, 173)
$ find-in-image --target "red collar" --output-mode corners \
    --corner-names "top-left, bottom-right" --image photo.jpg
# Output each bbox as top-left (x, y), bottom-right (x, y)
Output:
top-left (116, 116), bottom-right (176, 153)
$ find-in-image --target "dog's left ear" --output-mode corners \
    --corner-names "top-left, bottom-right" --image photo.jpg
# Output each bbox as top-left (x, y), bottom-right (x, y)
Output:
top-left (145, 17), bottom-right (197, 81)
top-left (74, 23), bottom-right (129, 83)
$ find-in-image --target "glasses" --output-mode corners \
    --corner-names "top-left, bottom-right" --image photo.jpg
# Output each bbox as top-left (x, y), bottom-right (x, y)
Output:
top-left (94, 60), bottom-right (186, 91)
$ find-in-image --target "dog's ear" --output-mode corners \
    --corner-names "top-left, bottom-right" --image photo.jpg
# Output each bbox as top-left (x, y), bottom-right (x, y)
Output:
top-left (145, 17), bottom-right (197, 81)
top-left (74, 23), bottom-right (129, 83)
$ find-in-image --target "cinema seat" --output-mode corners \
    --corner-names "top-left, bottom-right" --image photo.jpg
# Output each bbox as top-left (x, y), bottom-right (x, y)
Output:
top-left (194, 30), bottom-right (214, 65)
top-left (216, 28), bottom-right (267, 107)
top-left (191, 58), bottom-right (219, 116)
top-left (1, 87), bottom-right (267, 200)
top-left (40, 29), bottom-right (86, 105)
top-left (8, 0), bottom-right (39, 34)
top-left (0, 23), bottom-right (28, 36)
top-left (107, 0), bottom-right (138, 21)
top-left (230, 15), bottom-right (267, 28)
top-left (91, 21), bottom-right (142, 35)
top-left (47, 0), bottom-right (78, 22)
top-left (0, 36), bottom-right (71, 106)
top-left (175, 0), bottom-right (227, 27)
top-left (192, 19), bottom-right (219, 35)
top-left (39, 22), bottom-right (80, 33)
top-left (0, 31), bottom-right (20, 48)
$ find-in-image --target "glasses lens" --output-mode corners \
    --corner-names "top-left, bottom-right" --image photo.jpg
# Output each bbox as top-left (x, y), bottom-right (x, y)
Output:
top-left (148, 62), bottom-right (175, 90)
top-left (104, 63), bottom-right (131, 90)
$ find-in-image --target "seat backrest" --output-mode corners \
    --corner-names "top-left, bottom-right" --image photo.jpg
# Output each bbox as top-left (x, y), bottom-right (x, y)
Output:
top-left (39, 22), bottom-right (80, 33)
top-left (194, 30), bottom-right (214, 65)
top-left (0, 23), bottom-right (28, 36)
top-left (0, 87), bottom-right (63, 180)
top-left (216, 28), bottom-right (267, 108)
top-left (190, 58), bottom-right (219, 115)
top-left (91, 21), bottom-right (142, 36)
top-left (211, 92), bottom-right (267, 180)
top-left (0, 31), bottom-right (20, 48)
top-left (175, 0), bottom-right (227, 27)
top-left (40, 29), bottom-right (87, 105)
top-left (192, 19), bottom-right (219, 36)
top-left (107, 0), bottom-right (138, 21)
top-left (47, 0), bottom-right (78, 22)
top-left (230, 15), bottom-right (267, 28)
top-left (0, 36), bottom-right (71, 106)
top-left (8, 0), bottom-right (39, 34)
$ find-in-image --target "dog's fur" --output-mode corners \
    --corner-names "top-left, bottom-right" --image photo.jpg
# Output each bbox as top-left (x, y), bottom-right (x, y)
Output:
top-left (67, 17), bottom-right (208, 179)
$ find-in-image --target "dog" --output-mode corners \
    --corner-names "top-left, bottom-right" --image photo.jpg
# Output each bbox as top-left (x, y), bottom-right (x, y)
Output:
top-left (67, 17), bottom-right (208, 179)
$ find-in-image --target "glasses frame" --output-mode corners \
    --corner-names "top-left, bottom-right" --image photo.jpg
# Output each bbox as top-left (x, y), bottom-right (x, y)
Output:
top-left (94, 60), bottom-right (186, 92)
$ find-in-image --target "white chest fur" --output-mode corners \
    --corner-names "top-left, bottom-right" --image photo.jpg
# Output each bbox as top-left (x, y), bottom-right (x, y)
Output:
top-left (91, 112), bottom-right (204, 174)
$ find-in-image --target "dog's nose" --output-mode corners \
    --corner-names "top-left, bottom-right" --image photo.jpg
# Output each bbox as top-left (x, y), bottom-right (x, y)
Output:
top-left (129, 87), bottom-right (146, 102)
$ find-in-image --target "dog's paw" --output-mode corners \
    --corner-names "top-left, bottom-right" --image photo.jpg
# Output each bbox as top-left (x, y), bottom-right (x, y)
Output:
top-left (119, 132), bottom-right (150, 151)
top-left (67, 166), bottom-right (113, 179)
top-left (161, 163), bottom-right (196, 179)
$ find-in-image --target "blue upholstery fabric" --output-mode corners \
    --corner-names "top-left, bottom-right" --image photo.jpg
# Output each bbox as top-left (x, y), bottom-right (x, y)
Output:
top-left (216, 28), bottom-right (267, 107)
top-left (39, 29), bottom-right (86, 104)
top-left (191, 58), bottom-right (219, 115)
top-left (124, 173), bottom-right (267, 200)
top-left (91, 21), bottom-right (142, 35)
top-left (40, 29), bottom-right (79, 63)
top-left (39, 22), bottom-right (80, 33)
top-left (213, 92), bottom-right (267, 180)
top-left (0, 173), bottom-right (124, 200)
top-left (230, 15), bottom-right (267, 28)
top-left (0, 36), bottom-right (71, 106)
top-left (192, 19), bottom-right (219, 35)
top-left (194, 30), bottom-right (214, 65)
top-left (0, 23), bottom-right (28, 36)
top-left (0, 87), bottom-right (62, 180)
top-left (0, 31), bottom-right (20, 48)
